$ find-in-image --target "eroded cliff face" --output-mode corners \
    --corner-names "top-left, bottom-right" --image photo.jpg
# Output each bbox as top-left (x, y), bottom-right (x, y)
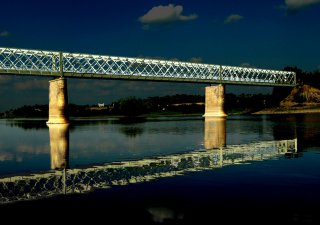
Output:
top-left (280, 84), bottom-right (320, 107)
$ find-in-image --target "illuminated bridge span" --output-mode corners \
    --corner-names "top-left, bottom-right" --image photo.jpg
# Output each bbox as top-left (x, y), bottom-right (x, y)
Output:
top-left (0, 47), bottom-right (295, 86)
top-left (0, 47), bottom-right (296, 121)
top-left (0, 139), bottom-right (297, 205)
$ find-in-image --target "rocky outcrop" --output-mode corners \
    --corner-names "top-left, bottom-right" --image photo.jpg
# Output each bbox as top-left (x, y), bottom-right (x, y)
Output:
top-left (253, 84), bottom-right (320, 114)
top-left (280, 84), bottom-right (320, 107)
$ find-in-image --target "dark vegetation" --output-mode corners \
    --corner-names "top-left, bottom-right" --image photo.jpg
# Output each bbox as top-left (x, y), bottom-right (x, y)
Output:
top-left (0, 95), bottom-right (205, 118)
top-left (272, 66), bottom-right (320, 104)
top-left (1, 67), bottom-right (319, 118)
top-left (0, 94), bottom-right (273, 118)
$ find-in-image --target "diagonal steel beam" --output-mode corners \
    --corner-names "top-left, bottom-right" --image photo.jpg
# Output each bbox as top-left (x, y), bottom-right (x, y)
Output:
top-left (0, 47), bottom-right (296, 86)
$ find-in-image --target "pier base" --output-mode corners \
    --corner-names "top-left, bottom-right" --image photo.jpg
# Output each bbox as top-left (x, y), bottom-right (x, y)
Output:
top-left (47, 78), bottom-right (69, 124)
top-left (203, 85), bottom-right (227, 118)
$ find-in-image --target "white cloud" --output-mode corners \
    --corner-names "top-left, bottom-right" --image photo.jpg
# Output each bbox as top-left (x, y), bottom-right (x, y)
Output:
top-left (240, 63), bottom-right (255, 68)
top-left (189, 57), bottom-right (203, 63)
top-left (284, 0), bottom-right (320, 12)
top-left (224, 14), bottom-right (244, 24)
top-left (138, 4), bottom-right (198, 25)
top-left (0, 31), bottom-right (9, 37)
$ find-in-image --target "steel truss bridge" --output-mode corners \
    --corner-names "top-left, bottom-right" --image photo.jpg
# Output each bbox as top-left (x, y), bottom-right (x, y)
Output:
top-left (0, 139), bottom-right (297, 205)
top-left (0, 47), bottom-right (296, 86)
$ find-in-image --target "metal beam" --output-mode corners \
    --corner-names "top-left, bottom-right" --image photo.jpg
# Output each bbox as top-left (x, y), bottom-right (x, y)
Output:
top-left (0, 47), bottom-right (296, 86)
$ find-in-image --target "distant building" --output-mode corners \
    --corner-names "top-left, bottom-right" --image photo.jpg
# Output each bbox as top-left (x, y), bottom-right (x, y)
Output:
top-left (98, 103), bottom-right (105, 107)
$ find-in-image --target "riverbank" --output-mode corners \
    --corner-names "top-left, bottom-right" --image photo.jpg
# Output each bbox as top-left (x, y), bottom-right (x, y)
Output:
top-left (254, 84), bottom-right (320, 114)
top-left (253, 105), bottom-right (320, 114)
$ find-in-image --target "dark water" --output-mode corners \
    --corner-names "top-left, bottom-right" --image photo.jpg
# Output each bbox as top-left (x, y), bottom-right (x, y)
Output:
top-left (1, 114), bottom-right (320, 224)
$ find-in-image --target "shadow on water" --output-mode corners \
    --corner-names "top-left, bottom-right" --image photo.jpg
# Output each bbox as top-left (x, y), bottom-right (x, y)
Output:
top-left (3, 116), bottom-right (187, 129)
top-left (3, 114), bottom-right (206, 134)
top-left (4, 118), bottom-right (116, 130)
top-left (117, 116), bottom-right (147, 124)
top-left (5, 119), bottom-right (48, 130)
top-left (119, 126), bottom-right (144, 138)
top-left (271, 114), bottom-right (320, 150)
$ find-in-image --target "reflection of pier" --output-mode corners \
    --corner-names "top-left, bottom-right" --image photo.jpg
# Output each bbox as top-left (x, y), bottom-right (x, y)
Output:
top-left (204, 117), bottom-right (226, 149)
top-left (47, 123), bottom-right (69, 170)
top-left (0, 138), bottom-right (297, 204)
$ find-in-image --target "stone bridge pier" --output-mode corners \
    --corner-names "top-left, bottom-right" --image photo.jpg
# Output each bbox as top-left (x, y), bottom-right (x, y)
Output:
top-left (47, 77), bottom-right (69, 170)
top-left (203, 85), bottom-right (227, 150)
top-left (203, 84), bottom-right (227, 118)
top-left (47, 77), bottom-right (69, 124)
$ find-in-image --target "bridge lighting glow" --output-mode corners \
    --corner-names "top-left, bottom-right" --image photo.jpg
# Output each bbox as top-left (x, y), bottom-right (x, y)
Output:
top-left (0, 47), bottom-right (296, 87)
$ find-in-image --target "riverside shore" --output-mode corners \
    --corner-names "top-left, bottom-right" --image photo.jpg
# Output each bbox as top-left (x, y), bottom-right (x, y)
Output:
top-left (253, 105), bottom-right (320, 114)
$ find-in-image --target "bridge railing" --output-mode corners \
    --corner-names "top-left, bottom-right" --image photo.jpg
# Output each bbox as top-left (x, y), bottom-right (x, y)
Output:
top-left (0, 47), bottom-right (296, 86)
top-left (0, 48), bottom-right (60, 75)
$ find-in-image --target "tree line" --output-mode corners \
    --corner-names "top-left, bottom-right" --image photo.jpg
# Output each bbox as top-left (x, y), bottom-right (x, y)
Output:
top-left (1, 66), bottom-right (318, 118)
top-left (0, 94), bottom-right (272, 118)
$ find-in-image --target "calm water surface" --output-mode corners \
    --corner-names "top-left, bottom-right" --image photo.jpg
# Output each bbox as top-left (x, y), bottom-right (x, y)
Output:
top-left (1, 114), bottom-right (320, 224)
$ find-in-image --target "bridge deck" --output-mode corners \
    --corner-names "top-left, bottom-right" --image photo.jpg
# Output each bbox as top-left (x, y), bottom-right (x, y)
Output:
top-left (0, 47), bottom-right (296, 86)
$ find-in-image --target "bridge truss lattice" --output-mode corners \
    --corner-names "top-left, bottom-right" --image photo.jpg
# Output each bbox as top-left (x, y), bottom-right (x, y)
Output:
top-left (0, 47), bottom-right (296, 86)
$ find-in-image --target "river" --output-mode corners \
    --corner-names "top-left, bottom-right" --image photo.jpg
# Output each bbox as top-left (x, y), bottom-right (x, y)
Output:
top-left (0, 114), bottom-right (320, 224)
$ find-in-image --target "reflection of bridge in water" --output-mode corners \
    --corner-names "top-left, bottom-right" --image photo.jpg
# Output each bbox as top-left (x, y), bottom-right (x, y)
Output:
top-left (0, 119), bottom-right (297, 204)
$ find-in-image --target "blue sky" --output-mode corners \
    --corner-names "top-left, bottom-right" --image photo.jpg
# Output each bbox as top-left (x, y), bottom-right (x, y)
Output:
top-left (0, 0), bottom-right (320, 111)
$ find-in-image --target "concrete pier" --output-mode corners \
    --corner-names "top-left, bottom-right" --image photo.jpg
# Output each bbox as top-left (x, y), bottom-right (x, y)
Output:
top-left (47, 123), bottom-right (69, 169)
top-left (47, 78), bottom-right (69, 124)
top-left (203, 85), bottom-right (227, 118)
top-left (204, 117), bottom-right (226, 150)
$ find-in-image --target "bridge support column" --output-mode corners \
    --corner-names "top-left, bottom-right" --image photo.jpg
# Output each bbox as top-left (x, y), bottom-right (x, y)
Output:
top-left (47, 77), bottom-right (69, 124)
top-left (203, 85), bottom-right (227, 118)
top-left (204, 117), bottom-right (226, 149)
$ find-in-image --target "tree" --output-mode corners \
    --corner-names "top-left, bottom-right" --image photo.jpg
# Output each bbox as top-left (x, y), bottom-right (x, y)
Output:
top-left (118, 97), bottom-right (147, 117)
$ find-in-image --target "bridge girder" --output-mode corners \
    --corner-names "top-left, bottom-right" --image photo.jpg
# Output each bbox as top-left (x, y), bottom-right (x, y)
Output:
top-left (0, 47), bottom-right (296, 86)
